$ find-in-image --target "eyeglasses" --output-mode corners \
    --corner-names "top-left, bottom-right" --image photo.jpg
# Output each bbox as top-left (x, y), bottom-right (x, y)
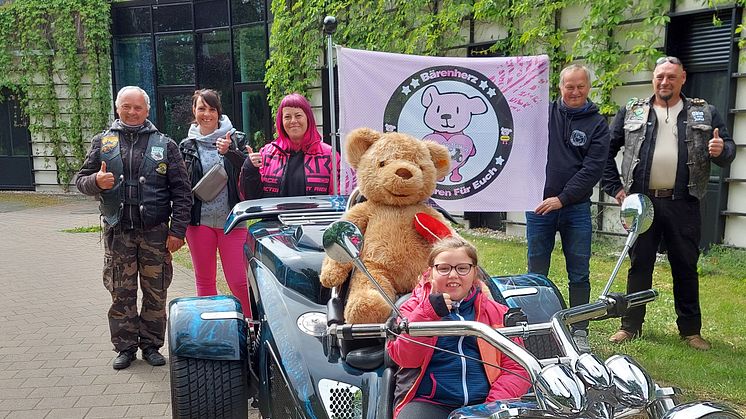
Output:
top-left (433, 263), bottom-right (474, 276)
top-left (655, 56), bottom-right (682, 66)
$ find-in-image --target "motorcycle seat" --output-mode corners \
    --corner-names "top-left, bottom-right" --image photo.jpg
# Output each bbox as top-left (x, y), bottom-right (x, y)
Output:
top-left (339, 294), bottom-right (411, 371)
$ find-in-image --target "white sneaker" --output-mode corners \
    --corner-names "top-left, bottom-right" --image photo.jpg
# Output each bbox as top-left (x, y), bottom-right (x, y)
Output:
top-left (572, 330), bottom-right (591, 353)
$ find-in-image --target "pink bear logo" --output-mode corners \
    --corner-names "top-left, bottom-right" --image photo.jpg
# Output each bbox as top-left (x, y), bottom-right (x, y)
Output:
top-left (421, 85), bottom-right (487, 182)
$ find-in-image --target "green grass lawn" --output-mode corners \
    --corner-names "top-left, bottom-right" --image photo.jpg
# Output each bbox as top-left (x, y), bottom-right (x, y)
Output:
top-left (62, 225), bottom-right (102, 233)
top-left (463, 230), bottom-right (746, 412)
top-left (0, 191), bottom-right (70, 212)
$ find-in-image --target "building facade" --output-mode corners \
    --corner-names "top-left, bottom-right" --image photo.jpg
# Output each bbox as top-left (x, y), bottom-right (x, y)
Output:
top-left (1, 0), bottom-right (744, 247)
top-left (496, 2), bottom-right (746, 249)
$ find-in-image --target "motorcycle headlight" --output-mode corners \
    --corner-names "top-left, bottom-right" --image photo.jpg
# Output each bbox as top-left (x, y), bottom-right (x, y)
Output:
top-left (318, 379), bottom-right (363, 419)
top-left (574, 353), bottom-right (614, 390)
top-left (605, 354), bottom-right (655, 409)
top-left (534, 363), bottom-right (587, 415)
top-left (586, 401), bottom-right (615, 419)
top-left (574, 353), bottom-right (617, 419)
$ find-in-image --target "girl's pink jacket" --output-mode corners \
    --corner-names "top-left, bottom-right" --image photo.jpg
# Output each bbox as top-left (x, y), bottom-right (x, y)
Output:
top-left (387, 278), bottom-right (531, 418)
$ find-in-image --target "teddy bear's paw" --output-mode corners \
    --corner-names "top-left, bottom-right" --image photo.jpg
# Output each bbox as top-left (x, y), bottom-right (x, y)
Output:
top-left (319, 259), bottom-right (349, 287)
top-left (344, 291), bottom-right (394, 324)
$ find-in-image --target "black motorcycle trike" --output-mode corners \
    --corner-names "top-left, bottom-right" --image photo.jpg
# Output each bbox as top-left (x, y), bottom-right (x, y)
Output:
top-left (167, 193), bottom-right (743, 419)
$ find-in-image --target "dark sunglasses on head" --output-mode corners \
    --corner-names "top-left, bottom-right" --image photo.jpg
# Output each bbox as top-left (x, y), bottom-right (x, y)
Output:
top-left (656, 56), bottom-right (682, 66)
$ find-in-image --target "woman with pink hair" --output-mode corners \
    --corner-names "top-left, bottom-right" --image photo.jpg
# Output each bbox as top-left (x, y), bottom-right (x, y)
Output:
top-left (240, 93), bottom-right (339, 198)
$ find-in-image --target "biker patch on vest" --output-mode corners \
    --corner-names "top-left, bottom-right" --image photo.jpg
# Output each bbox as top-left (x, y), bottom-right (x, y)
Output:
top-left (151, 146), bottom-right (165, 161)
top-left (629, 105), bottom-right (646, 121)
top-left (156, 162), bottom-right (167, 175)
top-left (569, 130), bottom-right (587, 146)
top-left (691, 111), bottom-right (705, 122)
top-left (101, 136), bottom-right (119, 153)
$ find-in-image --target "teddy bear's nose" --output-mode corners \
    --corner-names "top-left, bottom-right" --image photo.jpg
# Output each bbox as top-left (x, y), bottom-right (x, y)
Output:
top-left (395, 168), bottom-right (412, 179)
top-left (441, 114), bottom-right (452, 120)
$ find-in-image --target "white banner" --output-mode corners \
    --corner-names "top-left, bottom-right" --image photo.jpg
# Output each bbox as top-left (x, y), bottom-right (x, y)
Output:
top-left (337, 47), bottom-right (549, 212)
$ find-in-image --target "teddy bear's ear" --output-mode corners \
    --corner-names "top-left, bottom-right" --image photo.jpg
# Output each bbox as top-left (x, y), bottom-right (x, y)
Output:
top-left (424, 140), bottom-right (451, 179)
top-left (345, 127), bottom-right (381, 169)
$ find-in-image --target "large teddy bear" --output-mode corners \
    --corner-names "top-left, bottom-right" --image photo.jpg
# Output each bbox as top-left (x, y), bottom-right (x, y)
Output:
top-left (320, 127), bottom-right (452, 324)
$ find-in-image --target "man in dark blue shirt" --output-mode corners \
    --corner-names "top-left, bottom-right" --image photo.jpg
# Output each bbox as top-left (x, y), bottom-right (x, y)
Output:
top-left (526, 64), bottom-right (610, 353)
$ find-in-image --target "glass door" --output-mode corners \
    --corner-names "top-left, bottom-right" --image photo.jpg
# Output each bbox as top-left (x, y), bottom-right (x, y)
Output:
top-left (0, 91), bottom-right (33, 190)
top-left (157, 87), bottom-right (195, 142)
top-left (235, 85), bottom-right (271, 151)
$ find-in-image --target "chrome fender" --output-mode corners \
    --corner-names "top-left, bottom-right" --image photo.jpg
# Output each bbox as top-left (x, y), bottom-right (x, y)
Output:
top-left (659, 401), bottom-right (744, 419)
top-left (168, 295), bottom-right (248, 361)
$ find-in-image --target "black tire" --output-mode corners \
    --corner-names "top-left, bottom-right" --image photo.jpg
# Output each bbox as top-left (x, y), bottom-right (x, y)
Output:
top-left (170, 354), bottom-right (249, 419)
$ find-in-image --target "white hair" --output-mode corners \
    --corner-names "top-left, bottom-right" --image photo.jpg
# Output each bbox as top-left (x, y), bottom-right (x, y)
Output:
top-left (115, 86), bottom-right (151, 109)
top-left (559, 64), bottom-right (592, 87)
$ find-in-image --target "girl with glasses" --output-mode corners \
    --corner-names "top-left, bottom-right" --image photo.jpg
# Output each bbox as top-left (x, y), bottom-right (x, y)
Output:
top-left (387, 236), bottom-right (531, 419)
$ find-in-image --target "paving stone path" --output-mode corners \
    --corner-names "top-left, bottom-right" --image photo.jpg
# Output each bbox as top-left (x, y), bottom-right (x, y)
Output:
top-left (0, 195), bottom-right (259, 419)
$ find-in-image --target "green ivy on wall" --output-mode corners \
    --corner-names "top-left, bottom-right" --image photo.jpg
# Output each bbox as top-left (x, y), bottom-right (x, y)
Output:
top-left (265, 0), bottom-right (713, 116)
top-left (266, 0), bottom-right (473, 113)
top-left (0, 0), bottom-right (111, 189)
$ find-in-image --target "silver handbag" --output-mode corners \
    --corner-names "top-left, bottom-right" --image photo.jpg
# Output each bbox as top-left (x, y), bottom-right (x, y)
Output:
top-left (192, 161), bottom-right (228, 202)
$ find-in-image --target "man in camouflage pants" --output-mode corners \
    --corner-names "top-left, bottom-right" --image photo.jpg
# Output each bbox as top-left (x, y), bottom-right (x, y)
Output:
top-left (76, 86), bottom-right (192, 369)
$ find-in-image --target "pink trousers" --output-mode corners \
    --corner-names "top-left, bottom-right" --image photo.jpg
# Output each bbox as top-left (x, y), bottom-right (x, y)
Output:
top-left (186, 225), bottom-right (251, 318)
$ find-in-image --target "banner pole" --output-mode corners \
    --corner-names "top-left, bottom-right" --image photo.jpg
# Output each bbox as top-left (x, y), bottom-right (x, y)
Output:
top-left (323, 15), bottom-right (339, 195)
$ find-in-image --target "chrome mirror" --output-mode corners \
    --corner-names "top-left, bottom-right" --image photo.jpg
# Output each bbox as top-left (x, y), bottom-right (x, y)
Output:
top-left (322, 220), bottom-right (403, 319)
top-left (620, 193), bottom-right (654, 235)
top-left (600, 193), bottom-right (655, 298)
top-left (322, 220), bottom-right (364, 264)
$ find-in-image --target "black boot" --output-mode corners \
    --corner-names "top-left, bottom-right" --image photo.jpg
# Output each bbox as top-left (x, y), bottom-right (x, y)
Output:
top-left (112, 350), bottom-right (137, 370)
top-left (569, 285), bottom-right (592, 352)
top-left (569, 285), bottom-right (591, 331)
top-left (142, 348), bottom-right (166, 366)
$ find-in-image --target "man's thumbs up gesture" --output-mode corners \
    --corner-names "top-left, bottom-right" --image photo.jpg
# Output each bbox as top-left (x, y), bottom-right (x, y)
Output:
top-left (709, 128), bottom-right (724, 158)
top-left (95, 161), bottom-right (115, 190)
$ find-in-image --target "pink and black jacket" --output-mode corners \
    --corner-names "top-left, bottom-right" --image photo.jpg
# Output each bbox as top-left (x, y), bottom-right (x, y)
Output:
top-left (240, 130), bottom-right (339, 199)
top-left (387, 278), bottom-right (531, 418)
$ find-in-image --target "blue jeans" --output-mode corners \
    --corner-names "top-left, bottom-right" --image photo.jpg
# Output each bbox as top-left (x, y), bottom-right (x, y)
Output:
top-left (526, 201), bottom-right (592, 330)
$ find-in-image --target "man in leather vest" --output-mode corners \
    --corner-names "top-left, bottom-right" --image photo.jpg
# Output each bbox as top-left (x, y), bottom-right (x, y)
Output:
top-left (75, 86), bottom-right (192, 368)
top-left (601, 57), bottom-right (736, 351)
top-left (526, 64), bottom-right (610, 354)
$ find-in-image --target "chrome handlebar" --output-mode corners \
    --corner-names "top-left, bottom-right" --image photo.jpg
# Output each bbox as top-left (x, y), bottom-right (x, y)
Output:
top-left (329, 289), bottom-right (657, 341)
top-left (327, 289), bottom-right (659, 373)
top-left (327, 290), bottom-right (660, 417)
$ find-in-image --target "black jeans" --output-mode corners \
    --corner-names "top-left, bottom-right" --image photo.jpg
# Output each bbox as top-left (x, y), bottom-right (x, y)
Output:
top-left (398, 401), bottom-right (456, 419)
top-left (621, 196), bottom-right (702, 337)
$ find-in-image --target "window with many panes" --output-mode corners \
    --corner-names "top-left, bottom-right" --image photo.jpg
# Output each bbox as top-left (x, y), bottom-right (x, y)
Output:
top-left (111, 0), bottom-right (271, 143)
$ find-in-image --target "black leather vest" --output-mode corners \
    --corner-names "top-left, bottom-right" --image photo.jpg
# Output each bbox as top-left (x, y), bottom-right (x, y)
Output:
top-left (622, 97), bottom-right (712, 199)
top-left (99, 130), bottom-right (171, 227)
